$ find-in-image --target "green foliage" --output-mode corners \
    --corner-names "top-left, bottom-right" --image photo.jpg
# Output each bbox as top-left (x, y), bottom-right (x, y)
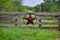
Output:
top-left (49, 5), bottom-right (60, 12)
top-left (0, 0), bottom-right (29, 12)
top-left (34, 0), bottom-right (60, 12)
top-left (4, 0), bottom-right (23, 11)
top-left (0, 0), bottom-right (35, 12)
top-left (0, 0), bottom-right (60, 12)
top-left (25, 6), bottom-right (36, 12)
top-left (40, 2), bottom-right (51, 12)
top-left (0, 28), bottom-right (59, 40)
top-left (0, 28), bottom-right (8, 40)
top-left (0, 0), bottom-right (10, 11)
top-left (34, 5), bottom-right (41, 12)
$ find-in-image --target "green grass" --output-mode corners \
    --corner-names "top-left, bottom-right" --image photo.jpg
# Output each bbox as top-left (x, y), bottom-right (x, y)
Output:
top-left (0, 28), bottom-right (60, 40)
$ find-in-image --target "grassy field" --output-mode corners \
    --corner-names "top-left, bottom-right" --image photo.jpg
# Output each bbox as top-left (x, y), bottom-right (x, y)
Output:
top-left (0, 28), bottom-right (60, 40)
top-left (0, 16), bottom-right (59, 40)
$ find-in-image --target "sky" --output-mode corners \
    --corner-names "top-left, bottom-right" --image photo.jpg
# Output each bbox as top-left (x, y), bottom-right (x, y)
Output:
top-left (22, 0), bottom-right (44, 7)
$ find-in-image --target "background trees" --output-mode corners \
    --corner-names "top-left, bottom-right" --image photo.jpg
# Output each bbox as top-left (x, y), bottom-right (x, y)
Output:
top-left (0, 0), bottom-right (60, 12)
top-left (34, 0), bottom-right (60, 12)
top-left (0, 0), bottom-right (28, 12)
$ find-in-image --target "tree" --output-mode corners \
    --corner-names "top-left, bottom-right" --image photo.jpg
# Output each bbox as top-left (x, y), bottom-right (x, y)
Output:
top-left (0, 0), bottom-right (11, 11)
top-left (37, 0), bottom-right (60, 12)
top-left (49, 5), bottom-right (60, 12)
top-left (5, 0), bottom-right (23, 11)
top-left (0, 0), bottom-right (28, 12)
top-left (34, 5), bottom-right (41, 12)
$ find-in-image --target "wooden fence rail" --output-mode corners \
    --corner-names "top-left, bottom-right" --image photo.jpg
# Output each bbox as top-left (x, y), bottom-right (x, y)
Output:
top-left (0, 11), bottom-right (60, 30)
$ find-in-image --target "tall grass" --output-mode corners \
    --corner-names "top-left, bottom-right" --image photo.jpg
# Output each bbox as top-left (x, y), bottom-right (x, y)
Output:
top-left (0, 28), bottom-right (59, 40)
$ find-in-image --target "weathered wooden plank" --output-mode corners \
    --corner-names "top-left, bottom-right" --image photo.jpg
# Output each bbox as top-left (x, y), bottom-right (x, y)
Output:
top-left (0, 11), bottom-right (15, 14)
top-left (0, 26), bottom-right (58, 29)
top-left (37, 18), bottom-right (58, 20)
top-left (0, 16), bottom-right (58, 20)
top-left (0, 16), bottom-right (10, 20)
top-left (39, 27), bottom-right (58, 29)
top-left (38, 22), bottom-right (58, 25)
top-left (0, 22), bottom-right (23, 24)
top-left (0, 11), bottom-right (27, 14)
top-left (0, 16), bottom-right (16, 20)
top-left (11, 17), bottom-right (58, 20)
top-left (18, 27), bottom-right (58, 29)
top-left (0, 22), bottom-right (15, 24)
top-left (41, 18), bottom-right (58, 20)
top-left (0, 21), bottom-right (58, 25)
top-left (35, 12), bottom-right (60, 16)
top-left (42, 22), bottom-right (58, 25)
top-left (0, 11), bottom-right (60, 15)
top-left (0, 16), bottom-right (14, 18)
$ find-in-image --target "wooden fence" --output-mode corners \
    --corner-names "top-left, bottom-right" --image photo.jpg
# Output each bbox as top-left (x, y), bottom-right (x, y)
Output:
top-left (0, 11), bottom-right (60, 30)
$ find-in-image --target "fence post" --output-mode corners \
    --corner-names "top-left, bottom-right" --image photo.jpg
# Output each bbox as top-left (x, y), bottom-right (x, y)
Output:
top-left (15, 13), bottom-right (18, 27)
top-left (58, 15), bottom-right (60, 31)
top-left (38, 17), bottom-right (42, 28)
